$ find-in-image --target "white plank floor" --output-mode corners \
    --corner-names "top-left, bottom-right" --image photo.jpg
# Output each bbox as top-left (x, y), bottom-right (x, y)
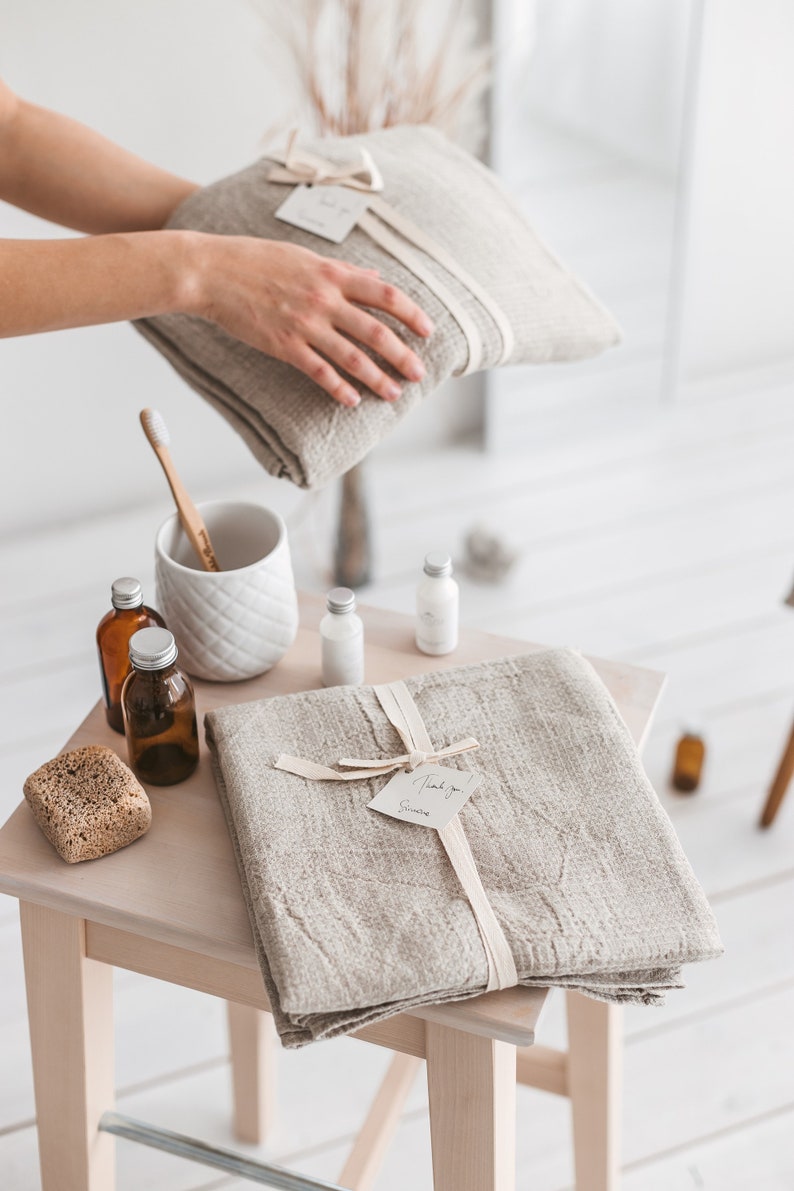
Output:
top-left (2, 365), bottom-right (794, 1189)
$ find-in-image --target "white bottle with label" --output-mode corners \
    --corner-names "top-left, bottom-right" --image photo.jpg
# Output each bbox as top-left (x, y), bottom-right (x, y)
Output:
top-left (320, 587), bottom-right (365, 686)
top-left (416, 551), bottom-right (459, 656)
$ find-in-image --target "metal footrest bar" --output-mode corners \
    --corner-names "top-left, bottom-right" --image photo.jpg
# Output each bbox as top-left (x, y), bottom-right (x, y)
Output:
top-left (98, 1112), bottom-right (348, 1190)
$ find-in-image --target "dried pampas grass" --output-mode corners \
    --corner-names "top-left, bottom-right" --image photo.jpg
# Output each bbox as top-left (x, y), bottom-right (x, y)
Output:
top-left (252, 0), bottom-right (490, 148)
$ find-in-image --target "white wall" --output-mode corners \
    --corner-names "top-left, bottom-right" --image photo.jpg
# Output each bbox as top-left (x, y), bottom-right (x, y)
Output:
top-left (485, 0), bottom-right (691, 454)
top-left (0, 0), bottom-right (288, 538)
top-left (0, 0), bottom-right (482, 539)
top-left (670, 0), bottom-right (794, 385)
top-left (515, 0), bottom-right (692, 177)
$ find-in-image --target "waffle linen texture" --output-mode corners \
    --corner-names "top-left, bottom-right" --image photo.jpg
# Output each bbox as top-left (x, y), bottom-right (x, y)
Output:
top-left (205, 649), bottom-right (722, 1047)
top-left (137, 125), bottom-right (621, 489)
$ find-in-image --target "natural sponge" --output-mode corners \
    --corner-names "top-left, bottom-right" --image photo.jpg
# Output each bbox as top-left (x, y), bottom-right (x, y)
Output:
top-left (23, 744), bottom-right (152, 864)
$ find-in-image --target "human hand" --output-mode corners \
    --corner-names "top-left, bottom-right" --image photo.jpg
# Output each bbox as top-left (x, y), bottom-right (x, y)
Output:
top-left (182, 234), bottom-right (434, 407)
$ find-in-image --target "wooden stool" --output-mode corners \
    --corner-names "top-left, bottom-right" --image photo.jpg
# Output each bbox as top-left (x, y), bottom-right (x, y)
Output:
top-left (759, 717), bottom-right (794, 827)
top-left (0, 596), bottom-right (664, 1191)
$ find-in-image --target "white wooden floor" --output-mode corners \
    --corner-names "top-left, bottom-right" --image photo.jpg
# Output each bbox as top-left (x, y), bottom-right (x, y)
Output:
top-left (2, 366), bottom-right (794, 1190)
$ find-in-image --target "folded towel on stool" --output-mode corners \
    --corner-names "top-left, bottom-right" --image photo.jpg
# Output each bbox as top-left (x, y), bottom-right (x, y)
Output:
top-left (136, 125), bottom-right (621, 489)
top-left (205, 649), bottom-right (722, 1047)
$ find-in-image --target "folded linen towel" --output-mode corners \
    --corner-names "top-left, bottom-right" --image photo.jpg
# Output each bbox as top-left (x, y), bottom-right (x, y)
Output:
top-left (205, 649), bottom-right (722, 1047)
top-left (137, 124), bottom-right (621, 490)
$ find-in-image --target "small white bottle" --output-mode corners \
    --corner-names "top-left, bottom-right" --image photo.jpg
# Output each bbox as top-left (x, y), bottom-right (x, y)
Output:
top-left (320, 587), bottom-right (365, 686)
top-left (416, 551), bottom-right (459, 656)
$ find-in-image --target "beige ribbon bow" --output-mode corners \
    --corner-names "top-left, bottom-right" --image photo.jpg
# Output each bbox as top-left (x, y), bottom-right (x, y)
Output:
top-left (268, 129), bottom-right (385, 193)
top-left (267, 132), bottom-right (515, 376)
top-left (275, 679), bottom-right (518, 994)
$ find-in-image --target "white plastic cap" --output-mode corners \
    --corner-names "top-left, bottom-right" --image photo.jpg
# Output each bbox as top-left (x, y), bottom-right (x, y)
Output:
top-left (327, 587), bottom-right (357, 614)
top-left (423, 551), bottom-right (453, 578)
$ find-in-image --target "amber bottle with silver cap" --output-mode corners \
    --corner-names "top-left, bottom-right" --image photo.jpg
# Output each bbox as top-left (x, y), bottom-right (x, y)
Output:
top-left (416, 551), bottom-right (459, 655)
top-left (96, 577), bottom-right (166, 733)
top-left (122, 627), bottom-right (199, 786)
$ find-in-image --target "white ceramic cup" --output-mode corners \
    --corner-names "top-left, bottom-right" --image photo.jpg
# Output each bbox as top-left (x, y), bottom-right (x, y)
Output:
top-left (155, 500), bottom-right (299, 682)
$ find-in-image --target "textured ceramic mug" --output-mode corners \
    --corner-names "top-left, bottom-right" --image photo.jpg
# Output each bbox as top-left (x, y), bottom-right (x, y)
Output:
top-left (155, 500), bottom-right (299, 681)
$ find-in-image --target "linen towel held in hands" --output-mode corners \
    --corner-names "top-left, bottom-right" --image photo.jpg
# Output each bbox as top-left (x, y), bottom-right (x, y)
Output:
top-left (205, 648), bottom-right (722, 1048)
top-left (137, 125), bottom-right (621, 489)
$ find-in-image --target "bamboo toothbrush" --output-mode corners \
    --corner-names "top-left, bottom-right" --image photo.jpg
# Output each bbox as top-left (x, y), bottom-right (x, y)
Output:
top-left (140, 408), bottom-right (221, 572)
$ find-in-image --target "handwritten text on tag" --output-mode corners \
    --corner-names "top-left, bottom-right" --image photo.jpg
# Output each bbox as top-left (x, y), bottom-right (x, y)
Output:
top-left (368, 763), bottom-right (481, 830)
top-left (275, 184), bottom-right (370, 244)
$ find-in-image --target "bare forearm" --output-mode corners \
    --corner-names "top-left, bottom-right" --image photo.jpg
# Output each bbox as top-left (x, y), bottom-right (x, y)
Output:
top-left (0, 232), bottom-right (194, 336)
top-left (0, 86), bottom-right (197, 233)
top-left (0, 81), bottom-right (435, 405)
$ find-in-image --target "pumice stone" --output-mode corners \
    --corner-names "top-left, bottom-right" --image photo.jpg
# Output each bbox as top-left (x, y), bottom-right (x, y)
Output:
top-left (23, 744), bottom-right (152, 863)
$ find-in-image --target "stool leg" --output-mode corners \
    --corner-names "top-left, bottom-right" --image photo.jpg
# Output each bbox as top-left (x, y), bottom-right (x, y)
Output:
top-left (338, 1052), bottom-right (422, 1191)
top-left (566, 992), bottom-right (621, 1191)
top-left (227, 1002), bottom-right (278, 1144)
top-left (759, 718), bottom-right (794, 827)
top-left (426, 1023), bottom-right (516, 1191)
top-left (20, 902), bottom-right (115, 1191)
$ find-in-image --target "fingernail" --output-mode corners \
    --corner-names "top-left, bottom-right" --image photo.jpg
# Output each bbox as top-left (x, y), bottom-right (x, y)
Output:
top-left (408, 361), bottom-right (425, 381)
top-left (418, 316), bottom-right (434, 336)
top-left (386, 382), bottom-right (401, 401)
top-left (346, 391), bottom-right (361, 407)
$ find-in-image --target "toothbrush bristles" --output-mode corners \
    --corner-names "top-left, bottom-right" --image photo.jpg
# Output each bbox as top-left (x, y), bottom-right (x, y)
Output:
top-left (140, 408), bottom-right (170, 448)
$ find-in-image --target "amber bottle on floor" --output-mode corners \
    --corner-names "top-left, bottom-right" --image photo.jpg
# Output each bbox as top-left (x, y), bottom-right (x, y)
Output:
top-left (671, 729), bottom-right (706, 793)
top-left (96, 577), bottom-right (166, 733)
top-left (122, 627), bottom-right (199, 786)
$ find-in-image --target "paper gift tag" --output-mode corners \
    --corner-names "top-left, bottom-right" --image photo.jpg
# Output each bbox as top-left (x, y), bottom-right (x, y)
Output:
top-left (275, 184), bottom-right (370, 244)
top-left (368, 763), bottom-right (482, 830)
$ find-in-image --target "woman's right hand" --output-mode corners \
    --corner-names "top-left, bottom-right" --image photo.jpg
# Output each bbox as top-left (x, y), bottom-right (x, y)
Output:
top-left (181, 233), bottom-right (434, 408)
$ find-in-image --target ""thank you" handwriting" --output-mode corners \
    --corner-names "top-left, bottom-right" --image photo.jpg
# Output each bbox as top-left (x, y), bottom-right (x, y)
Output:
top-left (411, 772), bottom-right (463, 800)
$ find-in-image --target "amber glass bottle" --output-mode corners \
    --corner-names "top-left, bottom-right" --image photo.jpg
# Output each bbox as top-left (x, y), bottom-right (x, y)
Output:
top-left (97, 578), bottom-right (166, 733)
top-left (122, 627), bottom-right (199, 786)
top-left (671, 729), bottom-right (706, 793)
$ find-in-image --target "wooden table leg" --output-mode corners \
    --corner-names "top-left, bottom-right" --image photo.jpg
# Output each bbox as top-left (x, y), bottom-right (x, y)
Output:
top-left (20, 902), bottom-right (115, 1191)
top-left (566, 992), bottom-right (621, 1191)
top-left (338, 1052), bottom-right (422, 1191)
top-left (759, 718), bottom-right (794, 827)
top-left (227, 1002), bottom-right (278, 1144)
top-left (426, 1023), bottom-right (516, 1191)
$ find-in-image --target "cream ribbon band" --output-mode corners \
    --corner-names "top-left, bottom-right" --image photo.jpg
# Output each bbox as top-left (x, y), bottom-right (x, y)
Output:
top-left (275, 679), bottom-right (518, 994)
top-left (267, 133), bottom-right (515, 377)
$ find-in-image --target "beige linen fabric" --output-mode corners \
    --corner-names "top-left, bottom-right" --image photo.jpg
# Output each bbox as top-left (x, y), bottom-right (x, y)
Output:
top-left (205, 649), bottom-right (722, 1048)
top-left (136, 125), bottom-right (621, 489)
